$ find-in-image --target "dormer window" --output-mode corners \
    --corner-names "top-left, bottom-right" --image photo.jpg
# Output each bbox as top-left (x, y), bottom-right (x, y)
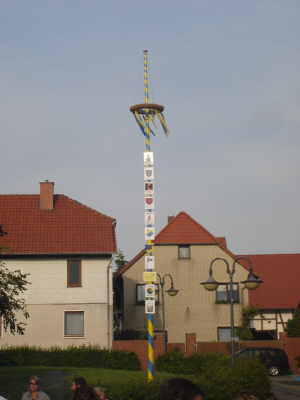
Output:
top-left (178, 245), bottom-right (190, 259)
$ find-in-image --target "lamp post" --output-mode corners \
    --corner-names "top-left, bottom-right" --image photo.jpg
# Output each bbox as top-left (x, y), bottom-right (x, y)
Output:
top-left (157, 273), bottom-right (179, 351)
top-left (200, 257), bottom-right (263, 364)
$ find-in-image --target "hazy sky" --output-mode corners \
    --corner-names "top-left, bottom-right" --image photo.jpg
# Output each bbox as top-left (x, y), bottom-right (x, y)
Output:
top-left (1, 1), bottom-right (300, 259)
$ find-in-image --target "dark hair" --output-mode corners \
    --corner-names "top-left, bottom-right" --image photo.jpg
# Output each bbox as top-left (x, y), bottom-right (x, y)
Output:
top-left (73, 377), bottom-right (98, 400)
top-left (74, 377), bottom-right (88, 388)
top-left (160, 378), bottom-right (204, 400)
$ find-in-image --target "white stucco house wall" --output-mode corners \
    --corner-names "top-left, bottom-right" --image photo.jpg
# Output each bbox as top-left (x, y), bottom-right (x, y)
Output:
top-left (0, 181), bottom-right (116, 348)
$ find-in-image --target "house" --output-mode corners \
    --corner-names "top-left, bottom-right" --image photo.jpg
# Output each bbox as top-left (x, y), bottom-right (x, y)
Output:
top-left (117, 212), bottom-right (250, 343)
top-left (0, 181), bottom-right (116, 348)
top-left (240, 253), bottom-right (300, 339)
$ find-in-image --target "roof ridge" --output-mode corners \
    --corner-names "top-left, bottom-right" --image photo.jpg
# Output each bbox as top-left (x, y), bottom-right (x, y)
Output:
top-left (239, 253), bottom-right (300, 256)
top-left (0, 194), bottom-right (115, 222)
top-left (154, 211), bottom-right (217, 243)
top-left (61, 195), bottom-right (116, 222)
top-left (178, 211), bottom-right (217, 242)
top-left (154, 212), bottom-right (181, 241)
top-left (0, 194), bottom-right (38, 197)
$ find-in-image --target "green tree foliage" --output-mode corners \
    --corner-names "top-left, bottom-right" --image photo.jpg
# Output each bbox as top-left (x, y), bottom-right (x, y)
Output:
top-left (0, 261), bottom-right (30, 335)
top-left (236, 306), bottom-right (261, 340)
top-left (285, 302), bottom-right (300, 337)
top-left (114, 250), bottom-right (127, 271)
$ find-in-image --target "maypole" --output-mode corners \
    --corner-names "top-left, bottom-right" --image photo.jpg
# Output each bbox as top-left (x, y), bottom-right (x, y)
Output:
top-left (130, 50), bottom-right (169, 382)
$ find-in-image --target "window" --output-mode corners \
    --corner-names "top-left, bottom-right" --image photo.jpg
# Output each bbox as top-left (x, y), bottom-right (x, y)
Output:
top-left (67, 260), bottom-right (81, 287)
top-left (64, 311), bottom-right (84, 337)
top-left (136, 284), bottom-right (159, 304)
top-left (216, 283), bottom-right (239, 304)
top-left (217, 327), bottom-right (238, 342)
top-left (178, 245), bottom-right (190, 259)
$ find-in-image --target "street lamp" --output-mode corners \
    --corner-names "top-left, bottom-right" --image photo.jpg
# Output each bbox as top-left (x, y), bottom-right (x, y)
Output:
top-left (157, 273), bottom-right (179, 351)
top-left (200, 257), bottom-right (263, 364)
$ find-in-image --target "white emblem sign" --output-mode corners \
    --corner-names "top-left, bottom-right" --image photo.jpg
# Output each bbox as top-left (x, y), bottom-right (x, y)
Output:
top-left (145, 197), bottom-right (155, 210)
top-left (145, 213), bottom-right (155, 226)
top-left (144, 152), bottom-right (154, 167)
top-left (145, 284), bottom-right (156, 300)
top-left (144, 167), bottom-right (154, 180)
top-left (145, 227), bottom-right (155, 240)
top-left (144, 182), bottom-right (154, 196)
top-left (145, 255), bottom-right (155, 271)
top-left (145, 299), bottom-right (155, 314)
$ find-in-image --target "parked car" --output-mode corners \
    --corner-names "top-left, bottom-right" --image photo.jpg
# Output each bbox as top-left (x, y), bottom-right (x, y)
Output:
top-left (235, 347), bottom-right (289, 376)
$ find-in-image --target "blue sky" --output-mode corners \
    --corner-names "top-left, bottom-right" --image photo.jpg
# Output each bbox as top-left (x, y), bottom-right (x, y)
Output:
top-left (1, 1), bottom-right (300, 258)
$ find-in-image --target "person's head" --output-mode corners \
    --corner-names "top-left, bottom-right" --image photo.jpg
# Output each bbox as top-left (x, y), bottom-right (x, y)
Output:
top-left (71, 377), bottom-right (88, 392)
top-left (28, 376), bottom-right (40, 393)
top-left (160, 378), bottom-right (204, 400)
top-left (94, 387), bottom-right (106, 400)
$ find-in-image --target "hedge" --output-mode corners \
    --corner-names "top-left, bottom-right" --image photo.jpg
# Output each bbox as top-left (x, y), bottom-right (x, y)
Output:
top-left (155, 351), bottom-right (271, 400)
top-left (156, 351), bottom-right (230, 375)
top-left (0, 346), bottom-right (140, 370)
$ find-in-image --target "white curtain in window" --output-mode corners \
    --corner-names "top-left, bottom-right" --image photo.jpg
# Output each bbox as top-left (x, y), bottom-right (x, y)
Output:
top-left (65, 312), bottom-right (84, 336)
top-left (179, 246), bottom-right (190, 258)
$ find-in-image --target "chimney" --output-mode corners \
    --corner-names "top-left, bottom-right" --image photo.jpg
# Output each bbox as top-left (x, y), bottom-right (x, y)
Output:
top-left (40, 181), bottom-right (54, 210)
top-left (168, 215), bottom-right (175, 224)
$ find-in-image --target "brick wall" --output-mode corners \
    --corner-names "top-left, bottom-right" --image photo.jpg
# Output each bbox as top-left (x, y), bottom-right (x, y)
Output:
top-left (280, 334), bottom-right (300, 372)
top-left (113, 333), bottom-right (300, 373)
top-left (112, 333), bottom-right (164, 371)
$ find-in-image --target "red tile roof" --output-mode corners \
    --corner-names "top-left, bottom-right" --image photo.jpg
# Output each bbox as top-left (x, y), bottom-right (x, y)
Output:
top-left (0, 195), bottom-right (116, 255)
top-left (240, 254), bottom-right (300, 309)
top-left (154, 211), bottom-right (218, 244)
top-left (118, 211), bottom-right (226, 276)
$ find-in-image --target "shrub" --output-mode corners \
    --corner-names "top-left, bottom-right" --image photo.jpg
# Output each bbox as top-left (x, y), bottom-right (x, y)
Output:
top-left (0, 346), bottom-right (140, 370)
top-left (285, 303), bottom-right (300, 337)
top-left (156, 349), bottom-right (186, 374)
top-left (197, 357), bottom-right (271, 400)
top-left (156, 351), bottom-right (270, 400)
top-left (156, 351), bottom-right (230, 375)
top-left (85, 357), bottom-right (270, 400)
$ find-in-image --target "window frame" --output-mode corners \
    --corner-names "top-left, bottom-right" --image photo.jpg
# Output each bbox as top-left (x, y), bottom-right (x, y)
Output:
top-left (215, 283), bottom-right (240, 304)
top-left (136, 283), bottom-right (159, 305)
top-left (178, 245), bottom-right (191, 260)
top-left (64, 311), bottom-right (84, 337)
top-left (67, 259), bottom-right (82, 288)
top-left (217, 326), bottom-right (239, 342)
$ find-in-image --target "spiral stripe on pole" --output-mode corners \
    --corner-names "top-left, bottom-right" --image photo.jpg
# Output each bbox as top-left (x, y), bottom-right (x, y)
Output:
top-left (147, 314), bottom-right (155, 381)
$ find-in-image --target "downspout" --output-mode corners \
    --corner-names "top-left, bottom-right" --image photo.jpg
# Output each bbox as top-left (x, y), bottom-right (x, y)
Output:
top-left (107, 219), bottom-right (117, 349)
top-left (107, 256), bottom-right (114, 349)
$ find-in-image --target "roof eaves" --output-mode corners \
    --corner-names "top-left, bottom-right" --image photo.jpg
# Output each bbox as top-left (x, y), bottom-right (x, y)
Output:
top-left (117, 249), bottom-right (146, 276)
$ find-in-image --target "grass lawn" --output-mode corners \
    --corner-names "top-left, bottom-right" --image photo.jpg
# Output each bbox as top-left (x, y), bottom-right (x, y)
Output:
top-left (0, 367), bottom-right (172, 400)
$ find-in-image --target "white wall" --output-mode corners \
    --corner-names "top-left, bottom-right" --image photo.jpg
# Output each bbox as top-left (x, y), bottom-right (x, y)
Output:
top-left (0, 257), bottom-right (113, 347)
top-left (4, 258), bottom-right (112, 305)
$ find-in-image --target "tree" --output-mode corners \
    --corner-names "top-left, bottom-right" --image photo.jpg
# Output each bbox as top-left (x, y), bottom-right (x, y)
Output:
top-left (114, 250), bottom-right (127, 271)
top-left (0, 261), bottom-right (30, 335)
top-left (236, 306), bottom-right (261, 340)
top-left (0, 226), bottom-right (30, 335)
top-left (285, 302), bottom-right (300, 337)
